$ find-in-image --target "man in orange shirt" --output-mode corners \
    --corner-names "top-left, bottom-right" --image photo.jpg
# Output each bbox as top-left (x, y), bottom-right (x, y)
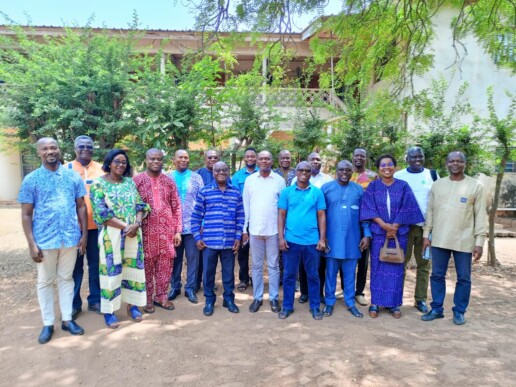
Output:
top-left (67, 135), bottom-right (104, 320)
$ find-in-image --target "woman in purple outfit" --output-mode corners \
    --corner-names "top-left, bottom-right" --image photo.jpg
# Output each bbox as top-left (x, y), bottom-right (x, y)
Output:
top-left (360, 154), bottom-right (424, 319)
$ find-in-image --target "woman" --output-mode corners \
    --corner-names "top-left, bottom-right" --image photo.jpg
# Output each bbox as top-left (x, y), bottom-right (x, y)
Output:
top-left (90, 149), bottom-right (151, 328)
top-left (360, 154), bottom-right (424, 319)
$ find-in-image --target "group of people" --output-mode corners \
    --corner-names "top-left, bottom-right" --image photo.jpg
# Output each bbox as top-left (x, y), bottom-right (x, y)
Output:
top-left (18, 135), bottom-right (486, 345)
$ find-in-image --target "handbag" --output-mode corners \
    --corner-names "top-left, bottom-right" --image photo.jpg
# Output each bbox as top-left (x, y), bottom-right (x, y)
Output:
top-left (379, 236), bottom-right (405, 264)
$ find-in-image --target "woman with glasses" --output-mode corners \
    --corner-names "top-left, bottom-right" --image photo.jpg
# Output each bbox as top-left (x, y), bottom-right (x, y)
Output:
top-left (90, 149), bottom-right (150, 328)
top-left (360, 154), bottom-right (424, 319)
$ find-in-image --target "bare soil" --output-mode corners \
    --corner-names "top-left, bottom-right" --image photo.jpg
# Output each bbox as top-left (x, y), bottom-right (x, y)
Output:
top-left (1, 204), bottom-right (515, 386)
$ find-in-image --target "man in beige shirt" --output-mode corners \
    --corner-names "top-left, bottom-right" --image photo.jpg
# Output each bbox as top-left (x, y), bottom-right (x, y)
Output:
top-left (421, 151), bottom-right (486, 326)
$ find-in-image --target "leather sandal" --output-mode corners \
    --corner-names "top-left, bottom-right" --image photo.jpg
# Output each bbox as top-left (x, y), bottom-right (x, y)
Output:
top-left (237, 282), bottom-right (248, 292)
top-left (369, 305), bottom-right (379, 318)
top-left (389, 307), bottom-right (402, 319)
top-left (127, 305), bottom-right (143, 322)
top-left (143, 304), bottom-right (155, 314)
top-left (153, 300), bottom-right (175, 310)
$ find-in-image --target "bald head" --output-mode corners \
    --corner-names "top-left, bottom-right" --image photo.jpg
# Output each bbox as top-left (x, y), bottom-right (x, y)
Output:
top-left (174, 149), bottom-right (190, 172)
top-left (36, 137), bottom-right (58, 149)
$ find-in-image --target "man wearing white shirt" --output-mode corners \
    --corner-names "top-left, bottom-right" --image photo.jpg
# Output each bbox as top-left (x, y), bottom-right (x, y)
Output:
top-left (243, 150), bottom-right (286, 313)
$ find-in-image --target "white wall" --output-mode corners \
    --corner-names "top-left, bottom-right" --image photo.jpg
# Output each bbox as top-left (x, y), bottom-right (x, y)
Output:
top-left (0, 148), bottom-right (22, 201)
top-left (405, 7), bottom-right (516, 129)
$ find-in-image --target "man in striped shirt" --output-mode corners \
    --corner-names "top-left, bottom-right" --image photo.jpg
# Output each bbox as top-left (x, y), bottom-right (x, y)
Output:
top-left (191, 161), bottom-right (245, 316)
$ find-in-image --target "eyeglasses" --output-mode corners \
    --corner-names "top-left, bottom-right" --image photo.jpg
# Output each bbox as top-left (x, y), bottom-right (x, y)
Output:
top-left (380, 162), bottom-right (394, 168)
top-left (297, 168), bottom-right (311, 174)
top-left (214, 168), bottom-right (229, 174)
top-left (113, 160), bottom-right (128, 166)
top-left (77, 145), bottom-right (93, 150)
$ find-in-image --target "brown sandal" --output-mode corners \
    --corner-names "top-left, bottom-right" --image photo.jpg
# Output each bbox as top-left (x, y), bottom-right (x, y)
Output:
top-left (153, 300), bottom-right (175, 310)
top-left (143, 304), bottom-right (155, 314)
top-left (369, 305), bottom-right (379, 318)
top-left (237, 282), bottom-right (248, 292)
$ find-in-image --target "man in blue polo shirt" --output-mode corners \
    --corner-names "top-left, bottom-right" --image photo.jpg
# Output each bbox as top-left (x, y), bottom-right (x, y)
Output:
top-left (278, 161), bottom-right (327, 320)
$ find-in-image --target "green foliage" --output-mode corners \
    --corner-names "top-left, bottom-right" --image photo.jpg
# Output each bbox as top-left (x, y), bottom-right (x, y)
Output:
top-left (0, 26), bottom-right (140, 160)
top-left (411, 78), bottom-right (490, 176)
top-left (330, 91), bottom-right (407, 165)
top-left (293, 111), bottom-right (327, 160)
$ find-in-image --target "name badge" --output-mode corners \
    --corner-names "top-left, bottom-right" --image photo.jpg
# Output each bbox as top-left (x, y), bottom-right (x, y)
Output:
top-left (460, 197), bottom-right (468, 203)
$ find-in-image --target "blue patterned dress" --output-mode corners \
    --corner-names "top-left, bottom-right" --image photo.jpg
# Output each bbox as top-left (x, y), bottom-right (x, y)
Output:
top-left (360, 179), bottom-right (424, 308)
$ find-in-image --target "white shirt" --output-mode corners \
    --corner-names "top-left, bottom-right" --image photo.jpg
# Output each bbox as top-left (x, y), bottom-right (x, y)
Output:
top-left (243, 171), bottom-right (286, 236)
top-left (291, 171), bottom-right (333, 188)
top-left (394, 168), bottom-right (436, 225)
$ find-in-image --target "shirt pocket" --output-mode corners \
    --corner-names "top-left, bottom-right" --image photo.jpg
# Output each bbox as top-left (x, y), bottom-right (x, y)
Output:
top-left (454, 192), bottom-right (473, 211)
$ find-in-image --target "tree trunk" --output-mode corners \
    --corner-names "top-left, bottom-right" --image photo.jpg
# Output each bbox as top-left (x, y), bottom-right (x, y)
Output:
top-left (487, 145), bottom-right (509, 267)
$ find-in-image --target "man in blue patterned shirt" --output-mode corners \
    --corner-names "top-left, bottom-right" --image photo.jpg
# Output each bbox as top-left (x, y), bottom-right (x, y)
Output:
top-left (18, 138), bottom-right (88, 344)
top-left (192, 161), bottom-right (245, 316)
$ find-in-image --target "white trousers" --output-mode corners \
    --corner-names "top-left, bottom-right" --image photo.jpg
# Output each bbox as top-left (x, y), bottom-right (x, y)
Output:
top-left (37, 247), bottom-right (77, 325)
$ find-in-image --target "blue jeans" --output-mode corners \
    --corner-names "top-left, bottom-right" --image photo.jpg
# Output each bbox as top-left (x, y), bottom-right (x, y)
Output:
top-left (282, 242), bottom-right (320, 311)
top-left (203, 247), bottom-right (236, 305)
top-left (72, 229), bottom-right (100, 309)
top-left (171, 234), bottom-right (199, 293)
top-left (325, 258), bottom-right (357, 307)
top-left (430, 247), bottom-right (472, 314)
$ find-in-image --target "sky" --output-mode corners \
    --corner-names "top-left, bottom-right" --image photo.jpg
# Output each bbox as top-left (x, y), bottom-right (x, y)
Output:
top-left (1, 0), bottom-right (342, 31)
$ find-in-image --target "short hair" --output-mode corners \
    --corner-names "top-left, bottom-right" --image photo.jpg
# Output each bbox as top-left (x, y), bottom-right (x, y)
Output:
top-left (353, 148), bottom-right (367, 155)
top-left (447, 151), bottom-right (466, 162)
top-left (258, 150), bottom-right (273, 159)
top-left (146, 148), bottom-right (163, 158)
top-left (375, 154), bottom-right (397, 169)
top-left (205, 149), bottom-right (220, 158)
top-left (296, 161), bottom-right (311, 170)
top-left (244, 147), bottom-right (257, 155)
top-left (407, 146), bottom-right (424, 157)
top-left (337, 160), bottom-right (353, 169)
top-left (74, 135), bottom-right (94, 147)
top-left (307, 152), bottom-right (320, 161)
top-left (102, 149), bottom-right (133, 177)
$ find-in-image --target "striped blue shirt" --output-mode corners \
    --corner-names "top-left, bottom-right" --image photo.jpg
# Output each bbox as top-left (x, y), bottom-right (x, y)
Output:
top-left (191, 182), bottom-right (245, 250)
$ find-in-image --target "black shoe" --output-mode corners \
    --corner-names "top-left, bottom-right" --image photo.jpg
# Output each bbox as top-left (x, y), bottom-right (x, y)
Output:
top-left (38, 325), bottom-right (54, 344)
top-left (167, 288), bottom-right (181, 301)
top-left (222, 300), bottom-right (240, 313)
top-left (298, 294), bottom-right (308, 304)
top-left (278, 310), bottom-right (293, 319)
top-left (61, 320), bottom-right (85, 335)
top-left (348, 305), bottom-right (364, 318)
top-left (421, 309), bottom-right (444, 321)
top-left (415, 301), bottom-right (429, 313)
top-left (309, 308), bottom-right (323, 320)
top-left (270, 299), bottom-right (281, 313)
top-left (453, 310), bottom-right (466, 325)
top-left (71, 306), bottom-right (82, 321)
top-left (203, 304), bottom-right (214, 316)
top-left (249, 299), bottom-right (263, 313)
top-left (323, 305), bottom-right (334, 317)
top-left (87, 303), bottom-right (101, 314)
top-left (185, 291), bottom-right (198, 304)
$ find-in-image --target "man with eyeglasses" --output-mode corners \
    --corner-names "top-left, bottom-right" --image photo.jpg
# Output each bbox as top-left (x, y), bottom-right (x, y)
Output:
top-left (195, 149), bottom-right (232, 293)
top-left (278, 161), bottom-right (327, 320)
top-left (350, 148), bottom-right (378, 307)
top-left (66, 135), bottom-right (104, 320)
top-left (422, 151), bottom-right (486, 326)
top-left (168, 150), bottom-right (204, 304)
top-left (192, 161), bottom-right (244, 316)
top-left (394, 146), bottom-right (438, 313)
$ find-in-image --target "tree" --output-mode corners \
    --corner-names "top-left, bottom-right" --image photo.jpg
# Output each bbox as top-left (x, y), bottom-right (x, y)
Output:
top-left (477, 87), bottom-right (516, 266)
top-left (0, 26), bottom-right (140, 159)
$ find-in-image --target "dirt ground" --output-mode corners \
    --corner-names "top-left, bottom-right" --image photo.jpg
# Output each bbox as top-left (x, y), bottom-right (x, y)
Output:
top-left (1, 204), bottom-right (515, 387)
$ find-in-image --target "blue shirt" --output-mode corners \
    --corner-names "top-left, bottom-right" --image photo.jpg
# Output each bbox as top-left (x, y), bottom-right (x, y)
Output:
top-left (17, 164), bottom-right (87, 250)
top-left (278, 183), bottom-right (326, 245)
top-left (191, 182), bottom-right (245, 250)
top-left (195, 167), bottom-right (232, 186)
top-left (168, 170), bottom-right (204, 234)
top-left (231, 166), bottom-right (259, 194)
top-left (321, 180), bottom-right (371, 259)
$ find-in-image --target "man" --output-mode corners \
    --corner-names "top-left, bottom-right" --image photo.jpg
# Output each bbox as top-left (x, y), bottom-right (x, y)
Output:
top-left (278, 161), bottom-right (327, 320)
top-left (292, 152), bottom-right (332, 303)
top-left (18, 138), bottom-right (87, 344)
top-left (243, 151), bottom-right (285, 313)
top-left (167, 150), bottom-right (204, 304)
top-left (191, 161), bottom-right (245, 316)
top-left (231, 147), bottom-right (259, 292)
top-left (194, 149), bottom-right (231, 292)
top-left (350, 148), bottom-right (378, 306)
top-left (394, 146), bottom-right (438, 313)
top-left (134, 149), bottom-right (182, 313)
top-left (66, 135), bottom-right (104, 320)
top-left (321, 160), bottom-right (371, 318)
top-left (422, 151), bottom-right (486, 325)
top-left (273, 150), bottom-right (296, 186)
